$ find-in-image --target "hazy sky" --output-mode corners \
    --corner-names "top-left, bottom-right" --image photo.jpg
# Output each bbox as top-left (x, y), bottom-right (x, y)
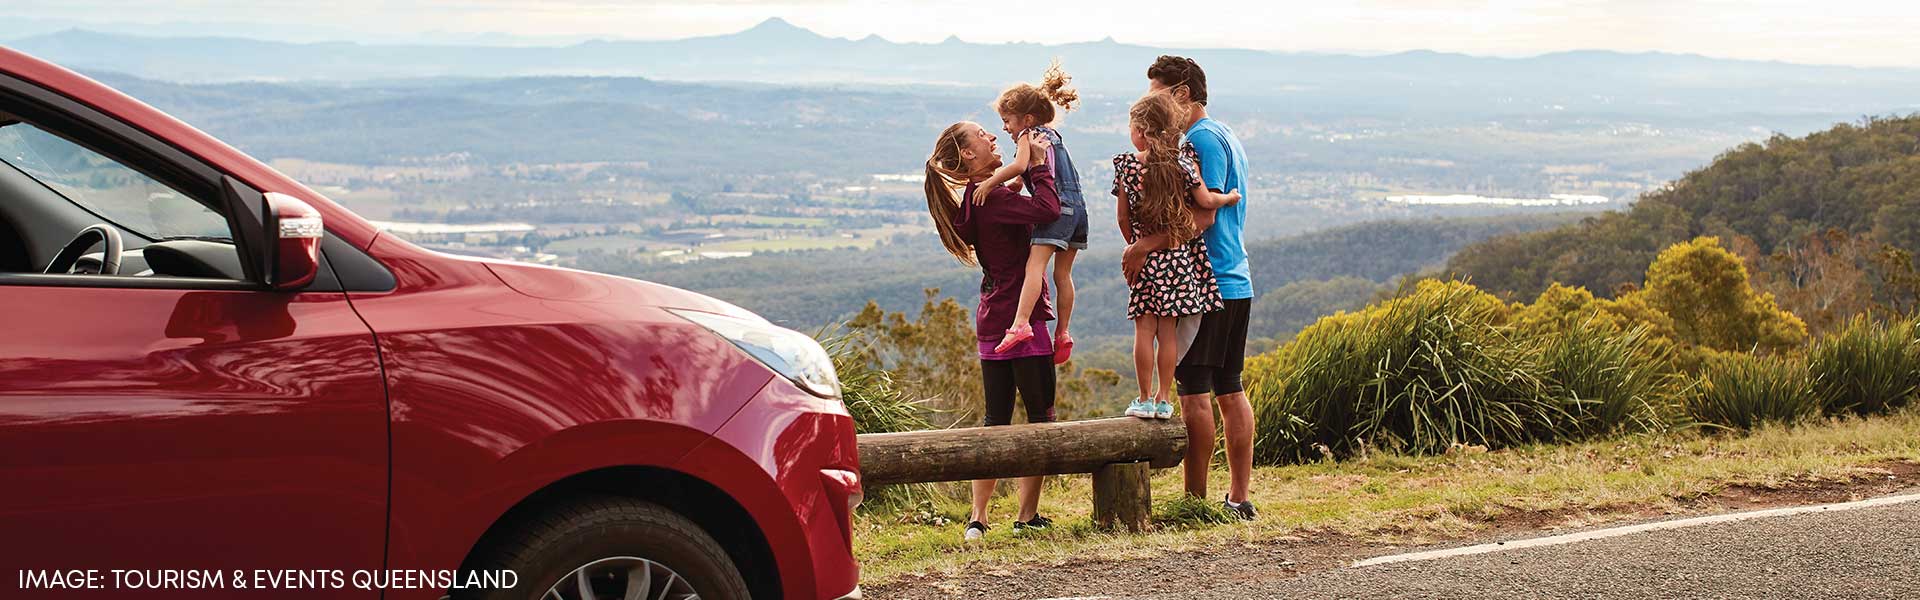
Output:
top-left (7, 0), bottom-right (1920, 68)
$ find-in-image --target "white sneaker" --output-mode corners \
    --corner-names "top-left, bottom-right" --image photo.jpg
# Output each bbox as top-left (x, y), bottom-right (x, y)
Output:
top-left (1155, 400), bottom-right (1174, 419)
top-left (963, 521), bottom-right (987, 541)
top-left (1125, 398), bottom-right (1155, 419)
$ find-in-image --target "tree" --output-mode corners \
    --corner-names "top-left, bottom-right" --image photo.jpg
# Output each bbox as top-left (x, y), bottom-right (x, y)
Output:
top-left (845, 291), bottom-right (980, 426)
top-left (1737, 229), bottom-right (1877, 335)
top-left (843, 289), bottom-right (1129, 428)
top-left (1249, 277), bottom-right (1383, 341)
top-left (1452, 115), bottom-right (1920, 302)
top-left (1640, 237), bottom-right (1807, 354)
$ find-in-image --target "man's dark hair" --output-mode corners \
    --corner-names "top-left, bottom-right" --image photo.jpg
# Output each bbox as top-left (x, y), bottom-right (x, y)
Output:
top-left (1147, 55), bottom-right (1208, 106)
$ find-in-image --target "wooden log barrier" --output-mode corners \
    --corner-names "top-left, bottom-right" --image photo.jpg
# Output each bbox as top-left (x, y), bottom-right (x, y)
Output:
top-left (857, 417), bottom-right (1187, 530)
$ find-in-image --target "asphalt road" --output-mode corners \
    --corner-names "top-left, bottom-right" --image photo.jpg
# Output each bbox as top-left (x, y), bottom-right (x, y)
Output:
top-left (1154, 496), bottom-right (1920, 599)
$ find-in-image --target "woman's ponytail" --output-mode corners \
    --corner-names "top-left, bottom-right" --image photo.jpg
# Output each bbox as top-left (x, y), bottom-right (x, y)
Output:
top-left (924, 124), bottom-right (977, 266)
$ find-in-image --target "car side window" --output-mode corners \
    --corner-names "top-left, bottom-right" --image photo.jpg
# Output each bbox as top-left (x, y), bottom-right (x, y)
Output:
top-left (0, 122), bottom-right (230, 240)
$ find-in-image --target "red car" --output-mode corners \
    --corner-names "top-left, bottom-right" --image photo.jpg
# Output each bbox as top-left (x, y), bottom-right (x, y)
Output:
top-left (0, 48), bottom-right (862, 600)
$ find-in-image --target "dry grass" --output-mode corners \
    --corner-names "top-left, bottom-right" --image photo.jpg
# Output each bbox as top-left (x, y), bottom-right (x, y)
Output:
top-left (855, 410), bottom-right (1920, 584)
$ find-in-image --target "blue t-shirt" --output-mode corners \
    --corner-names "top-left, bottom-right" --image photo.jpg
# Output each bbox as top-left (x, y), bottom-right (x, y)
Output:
top-left (1186, 117), bottom-right (1252, 300)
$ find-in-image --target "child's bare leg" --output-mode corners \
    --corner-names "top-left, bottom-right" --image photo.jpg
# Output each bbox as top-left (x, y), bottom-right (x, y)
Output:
top-left (1011, 246), bottom-right (1057, 326)
top-left (1156, 317), bottom-right (1180, 403)
top-left (1121, 317), bottom-right (1152, 400)
top-left (1053, 248), bottom-right (1078, 336)
top-left (1132, 316), bottom-right (1156, 401)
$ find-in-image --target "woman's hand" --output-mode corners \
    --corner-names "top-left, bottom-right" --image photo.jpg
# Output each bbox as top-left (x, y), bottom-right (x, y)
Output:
top-left (1026, 134), bottom-right (1052, 166)
top-left (1122, 242), bottom-right (1148, 284)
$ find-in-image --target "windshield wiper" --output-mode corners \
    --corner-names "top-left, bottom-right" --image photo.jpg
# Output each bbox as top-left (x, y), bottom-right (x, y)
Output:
top-left (158, 235), bottom-right (235, 243)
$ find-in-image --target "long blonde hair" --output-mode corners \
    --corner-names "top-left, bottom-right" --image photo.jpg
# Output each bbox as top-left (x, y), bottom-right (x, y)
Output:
top-left (995, 60), bottom-right (1080, 125)
top-left (1128, 92), bottom-right (1197, 245)
top-left (924, 122), bottom-right (977, 265)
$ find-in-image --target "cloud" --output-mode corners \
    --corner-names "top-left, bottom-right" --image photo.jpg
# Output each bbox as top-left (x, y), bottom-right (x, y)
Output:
top-left (4, 0), bottom-right (1918, 67)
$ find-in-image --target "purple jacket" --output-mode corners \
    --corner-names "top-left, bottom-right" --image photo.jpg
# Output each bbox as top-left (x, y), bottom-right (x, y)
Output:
top-left (957, 161), bottom-right (1061, 344)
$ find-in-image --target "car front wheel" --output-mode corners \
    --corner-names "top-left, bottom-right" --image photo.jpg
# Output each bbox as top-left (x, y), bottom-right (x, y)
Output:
top-left (460, 496), bottom-right (752, 600)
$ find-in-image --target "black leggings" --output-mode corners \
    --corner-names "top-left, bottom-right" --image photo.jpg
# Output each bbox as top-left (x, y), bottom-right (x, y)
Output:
top-left (981, 355), bottom-right (1057, 426)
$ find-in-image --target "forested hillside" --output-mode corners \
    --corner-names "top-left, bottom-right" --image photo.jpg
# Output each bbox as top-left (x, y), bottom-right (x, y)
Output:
top-left (1450, 115), bottom-right (1920, 310)
top-left (630, 213), bottom-right (1581, 341)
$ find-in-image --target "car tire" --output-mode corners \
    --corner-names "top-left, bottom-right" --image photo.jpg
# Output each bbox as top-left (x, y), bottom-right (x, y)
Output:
top-left (458, 495), bottom-right (752, 600)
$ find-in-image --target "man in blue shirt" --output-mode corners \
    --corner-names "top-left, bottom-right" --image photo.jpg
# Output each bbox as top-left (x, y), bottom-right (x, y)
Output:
top-left (1126, 55), bottom-right (1257, 520)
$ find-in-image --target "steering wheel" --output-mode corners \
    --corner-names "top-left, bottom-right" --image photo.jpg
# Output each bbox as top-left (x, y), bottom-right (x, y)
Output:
top-left (44, 224), bottom-right (124, 275)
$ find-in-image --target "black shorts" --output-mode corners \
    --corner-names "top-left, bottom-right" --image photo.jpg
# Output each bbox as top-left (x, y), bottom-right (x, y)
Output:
top-left (1176, 298), bottom-right (1250, 396)
top-left (982, 355), bottom-right (1057, 426)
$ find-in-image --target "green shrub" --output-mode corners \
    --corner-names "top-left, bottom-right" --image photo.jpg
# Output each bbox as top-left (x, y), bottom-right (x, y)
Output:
top-left (1686, 354), bottom-right (1819, 431)
top-left (821, 328), bottom-right (931, 435)
top-left (1538, 323), bottom-right (1677, 438)
top-left (1808, 315), bottom-right (1920, 416)
top-left (1250, 280), bottom-right (1567, 462)
top-left (821, 328), bottom-right (938, 510)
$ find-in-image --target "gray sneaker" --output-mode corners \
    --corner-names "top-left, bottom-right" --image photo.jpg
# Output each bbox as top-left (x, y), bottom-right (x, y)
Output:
top-left (1224, 495), bottom-right (1257, 521)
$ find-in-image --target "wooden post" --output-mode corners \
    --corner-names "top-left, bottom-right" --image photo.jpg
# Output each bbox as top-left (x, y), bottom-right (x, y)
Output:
top-left (1091, 461), bottom-right (1152, 532)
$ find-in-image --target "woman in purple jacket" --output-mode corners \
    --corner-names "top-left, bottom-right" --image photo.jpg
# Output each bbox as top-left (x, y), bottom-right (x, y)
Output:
top-left (923, 121), bottom-right (1061, 541)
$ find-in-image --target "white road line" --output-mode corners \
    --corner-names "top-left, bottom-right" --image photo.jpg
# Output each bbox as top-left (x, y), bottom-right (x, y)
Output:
top-left (1352, 491), bottom-right (1920, 568)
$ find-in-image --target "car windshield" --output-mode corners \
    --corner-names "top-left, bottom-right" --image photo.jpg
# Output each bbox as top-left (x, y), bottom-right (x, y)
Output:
top-left (0, 122), bottom-right (228, 240)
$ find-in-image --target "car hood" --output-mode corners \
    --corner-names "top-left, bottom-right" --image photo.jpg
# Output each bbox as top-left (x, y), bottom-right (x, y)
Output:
top-left (483, 260), bottom-right (767, 323)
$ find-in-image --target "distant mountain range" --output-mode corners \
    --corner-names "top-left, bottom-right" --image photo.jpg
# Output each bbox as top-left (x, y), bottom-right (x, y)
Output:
top-left (9, 18), bottom-right (1920, 117)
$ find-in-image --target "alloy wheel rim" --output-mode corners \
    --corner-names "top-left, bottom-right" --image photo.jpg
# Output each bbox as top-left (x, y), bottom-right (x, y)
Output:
top-left (544, 556), bottom-right (699, 600)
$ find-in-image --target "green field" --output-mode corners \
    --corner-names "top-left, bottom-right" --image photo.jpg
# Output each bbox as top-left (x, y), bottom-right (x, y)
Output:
top-left (709, 215), bottom-right (833, 227)
top-left (701, 236), bottom-right (873, 253)
top-left (546, 234), bottom-right (657, 253)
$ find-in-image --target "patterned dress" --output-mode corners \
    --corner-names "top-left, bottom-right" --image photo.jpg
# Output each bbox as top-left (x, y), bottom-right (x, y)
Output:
top-left (1113, 152), bottom-right (1224, 319)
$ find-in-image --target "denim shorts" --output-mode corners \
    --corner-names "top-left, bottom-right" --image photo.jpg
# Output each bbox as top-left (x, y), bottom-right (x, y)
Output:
top-left (1032, 199), bottom-right (1089, 250)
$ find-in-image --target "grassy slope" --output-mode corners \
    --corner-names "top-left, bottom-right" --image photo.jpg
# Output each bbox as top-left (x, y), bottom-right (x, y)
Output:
top-left (855, 411), bottom-right (1920, 584)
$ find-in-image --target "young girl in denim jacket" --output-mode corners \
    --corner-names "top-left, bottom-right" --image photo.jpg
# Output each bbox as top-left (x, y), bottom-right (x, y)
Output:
top-left (969, 61), bottom-right (1085, 364)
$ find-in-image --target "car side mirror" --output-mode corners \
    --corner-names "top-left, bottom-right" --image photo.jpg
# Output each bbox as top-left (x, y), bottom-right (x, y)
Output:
top-left (265, 192), bottom-right (323, 291)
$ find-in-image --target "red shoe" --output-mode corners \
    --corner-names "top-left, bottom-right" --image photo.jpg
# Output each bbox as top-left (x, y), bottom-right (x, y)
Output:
top-left (994, 322), bottom-right (1034, 354)
top-left (1053, 331), bottom-right (1075, 365)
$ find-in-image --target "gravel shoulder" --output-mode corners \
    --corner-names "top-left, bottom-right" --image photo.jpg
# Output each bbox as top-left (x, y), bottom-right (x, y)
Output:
top-left (868, 464), bottom-right (1920, 599)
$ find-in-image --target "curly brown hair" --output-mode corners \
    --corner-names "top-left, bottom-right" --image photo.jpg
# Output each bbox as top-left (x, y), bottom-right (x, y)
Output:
top-left (995, 59), bottom-right (1079, 125)
top-left (1146, 55), bottom-right (1208, 106)
top-left (1128, 92), bottom-right (1197, 245)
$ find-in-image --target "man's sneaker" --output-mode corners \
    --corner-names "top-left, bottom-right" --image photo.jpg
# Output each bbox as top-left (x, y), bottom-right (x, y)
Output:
top-left (1125, 398), bottom-right (1155, 419)
top-left (1154, 400), bottom-right (1175, 419)
top-left (1013, 515), bottom-right (1054, 533)
top-left (1223, 496), bottom-right (1258, 521)
top-left (964, 520), bottom-right (988, 541)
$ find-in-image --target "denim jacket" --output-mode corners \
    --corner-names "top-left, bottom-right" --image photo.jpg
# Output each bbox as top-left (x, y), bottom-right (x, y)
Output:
top-left (1036, 126), bottom-right (1084, 213)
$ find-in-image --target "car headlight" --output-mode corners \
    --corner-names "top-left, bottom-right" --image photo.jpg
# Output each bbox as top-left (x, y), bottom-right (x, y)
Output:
top-left (670, 309), bottom-right (842, 399)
